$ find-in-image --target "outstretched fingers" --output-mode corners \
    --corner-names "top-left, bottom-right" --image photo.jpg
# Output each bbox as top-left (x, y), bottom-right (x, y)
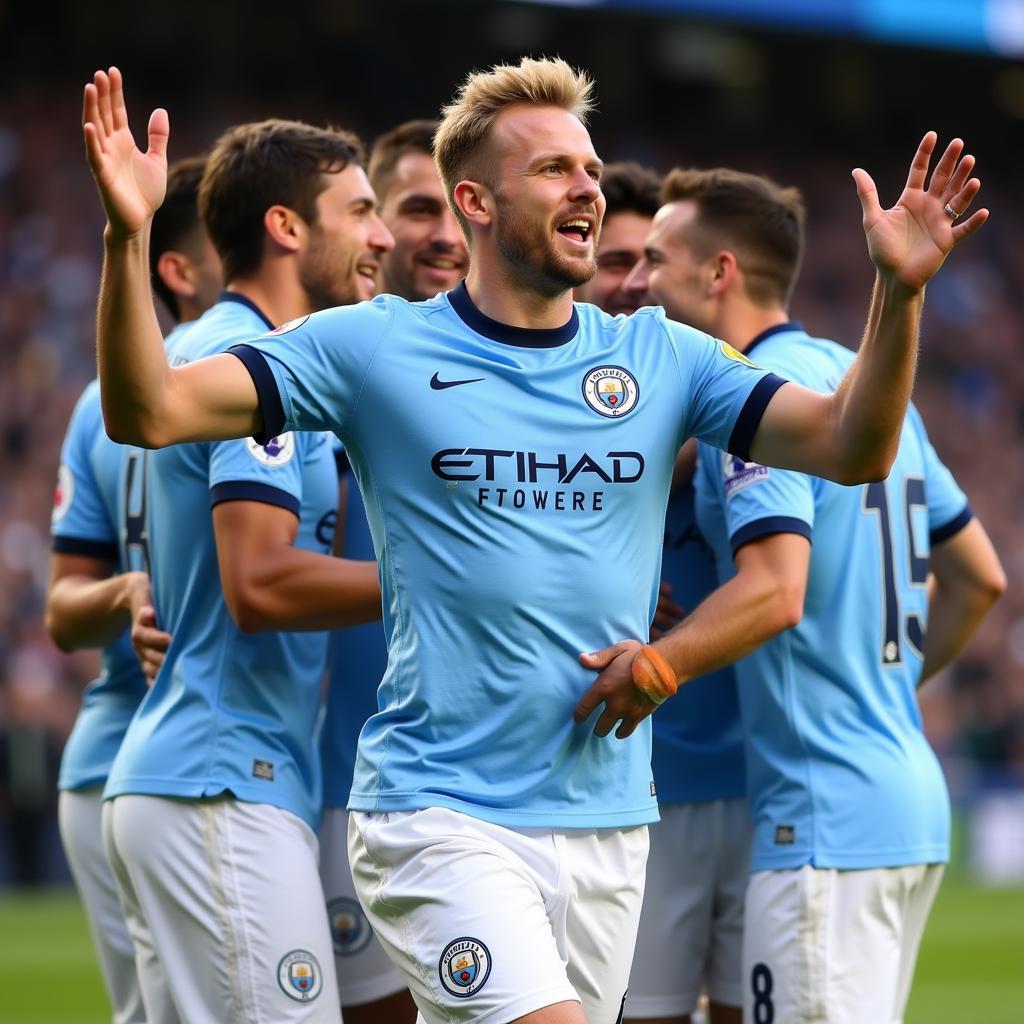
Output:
top-left (851, 167), bottom-right (881, 223)
top-left (925, 136), bottom-right (964, 196)
top-left (108, 66), bottom-right (129, 131)
top-left (953, 206), bottom-right (989, 243)
top-left (904, 130), bottom-right (937, 192)
top-left (147, 107), bottom-right (170, 162)
top-left (945, 152), bottom-right (976, 200)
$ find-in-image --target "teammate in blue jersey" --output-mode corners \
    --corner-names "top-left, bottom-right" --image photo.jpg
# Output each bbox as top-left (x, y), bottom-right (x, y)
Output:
top-left (86, 57), bottom-right (987, 1024)
top-left (46, 156), bottom-right (220, 1024)
top-left (631, 165), bottom-right (1005, 1022)
top-left (567, 164), bottom-right (749, 1024)
top-left (317, 119), bottom-right (466, 1024)
top-left (97, 119), bottom-right (390, 1024)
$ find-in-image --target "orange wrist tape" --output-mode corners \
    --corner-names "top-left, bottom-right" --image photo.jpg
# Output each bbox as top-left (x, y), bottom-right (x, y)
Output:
top-left (631, 644), bottom-right (678, 704)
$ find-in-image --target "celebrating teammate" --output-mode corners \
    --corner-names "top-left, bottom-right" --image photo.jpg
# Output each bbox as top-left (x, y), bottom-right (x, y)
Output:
top-left (368, 118), bottom-right (467, 300)
top-left (85, 57), bottom-right (985, 1024)
top-left (626, 165), bottom-right (1005, 1022)
top-left (46, 156), bottom-right (219, 1024)
top-left (98, 119), bottom-right (389, 1023)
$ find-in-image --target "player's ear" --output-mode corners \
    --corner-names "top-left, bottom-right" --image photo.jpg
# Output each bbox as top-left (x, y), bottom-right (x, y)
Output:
top-left (453, 180), bottom-right (493, 231)
top-left (156, 250), bottom-right (198, 300)
top-left (264, 205), bottom-right (303, 255)
top-left (707, 250), bottom-right (737, 296)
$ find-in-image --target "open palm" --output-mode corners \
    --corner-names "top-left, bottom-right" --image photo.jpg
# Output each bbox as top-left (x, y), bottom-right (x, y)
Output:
top-left (83, 67), bottom-right (169, 239)
top-left (853, 133), bottom-right (987, 293)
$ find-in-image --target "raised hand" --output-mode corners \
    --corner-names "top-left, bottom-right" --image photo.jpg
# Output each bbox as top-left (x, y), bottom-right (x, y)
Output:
top-left (83, 67), bottom-right (169, 240)
top-left (852, 133), bottom-right (987, 294)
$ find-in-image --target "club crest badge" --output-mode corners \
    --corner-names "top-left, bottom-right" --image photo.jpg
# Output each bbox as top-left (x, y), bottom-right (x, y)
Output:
top-left (277, 949), bottom-right (322, 1002)
top-left (245, 432), bottom-right (296, 466)
top-left (327, 897), bottom-right (373, 957)
top-left (439, 937), bottom-right (492, 998)
top-left (52, 464), bottom-right (74, 524)
top-left (582, 365), bottom-right (640, 418)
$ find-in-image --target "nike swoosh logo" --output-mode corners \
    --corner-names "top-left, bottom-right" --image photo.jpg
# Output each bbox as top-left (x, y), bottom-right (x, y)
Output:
top-left (430, 372), bottom-right (485, 390)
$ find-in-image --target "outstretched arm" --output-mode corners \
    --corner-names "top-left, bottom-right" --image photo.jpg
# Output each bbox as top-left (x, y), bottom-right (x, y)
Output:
top-left (84, 68), bottom-right (259, 447)
top-left (750, 133), bottom-right (988, 484)
top-left (920, 518), bottom-right (1005, 683)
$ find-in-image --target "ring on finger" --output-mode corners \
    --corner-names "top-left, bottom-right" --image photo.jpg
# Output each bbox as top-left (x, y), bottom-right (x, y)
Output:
top-left (943, 202), bottom-right (960, 220)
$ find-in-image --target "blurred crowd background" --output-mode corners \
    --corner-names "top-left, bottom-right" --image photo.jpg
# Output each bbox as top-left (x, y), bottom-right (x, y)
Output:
top-left (1, 0), bottom-right (1022, 885)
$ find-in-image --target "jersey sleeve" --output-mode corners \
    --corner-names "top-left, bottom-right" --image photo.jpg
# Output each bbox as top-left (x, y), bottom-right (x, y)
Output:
top-left (712, 447), bottom-right (815, 558)
top-left (208, 431), bottom-right (311, 517)
top-left (51, 382), bottom-right (118, 560)
top-left (910, 406), bottom-right (971, 543)
top-left (661, 316), bottom-right (787, 459)
top-left (227, 297), bottom-right (395, 442)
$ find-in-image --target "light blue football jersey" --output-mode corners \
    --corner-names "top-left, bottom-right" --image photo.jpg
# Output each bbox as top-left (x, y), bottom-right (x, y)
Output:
top-left (51, 376), bottom-right (154, 791)
top-left (230, 284), bottom-right (785, 828)
top-left (321, 446), bottom-right (388, 808)
top-left (104, 294), bottom-right (338, 829)
top-left (652, 481), bottom-right (745, 805)
top-left (694, 323), bottom-right (971, 870)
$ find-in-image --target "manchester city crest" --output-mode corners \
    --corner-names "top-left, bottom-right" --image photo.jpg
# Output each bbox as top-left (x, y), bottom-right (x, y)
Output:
top-left (439, 937), bottom-right (492, 998)
top-left (51, 464), bottom-right (74, 524)
top-left (245, 432), bottom-right (296, 466)
top-left (582, 365), bottom-right (640, 418)
top-left (327, 897), bottom-right (373, 957)
top-left (277, 949), bottom-right (322, 1002)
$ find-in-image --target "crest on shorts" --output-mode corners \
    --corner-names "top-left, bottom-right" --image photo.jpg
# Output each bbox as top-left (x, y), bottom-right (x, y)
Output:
top-left (51, 464), bottom-right (74, 524)
top-left (277, 949), bottom-right (322, 1002)
top-left (439, 937), bottom-right (492, 998)
top-left (582, 365), bottom-right (640, 418)
top-left (327, 897), bottom-right (373, 957)
top-left (245, 432), bottom-right (296, 466)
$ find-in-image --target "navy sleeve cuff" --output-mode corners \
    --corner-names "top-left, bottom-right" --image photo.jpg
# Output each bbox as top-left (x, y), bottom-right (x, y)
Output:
top-left (227, 344), bottom-right (287, 444)
top-left (728, 373), bottom-right (788, 462)
top-left (52, 536), bottom-right (119, 560)
top-left (210, 481), bottom-right (300, 517)
top-left (930, 504), bottom-right (973, 545)
top-left (731, 516), bottom-right (812, 558)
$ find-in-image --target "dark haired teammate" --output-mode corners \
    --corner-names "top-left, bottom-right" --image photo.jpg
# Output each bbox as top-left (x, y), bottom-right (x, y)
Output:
top-left (85, 58), bottom-right (986, 1024)
top-left (96, 120), bottom-right (390, 1023)
top-left (47, 156), bottom-right (220, 1024)
top-left (626, 165), bottom-right (1004, 1023)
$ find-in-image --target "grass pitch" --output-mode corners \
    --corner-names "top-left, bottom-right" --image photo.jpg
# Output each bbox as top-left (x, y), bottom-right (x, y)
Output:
top-left (0, 878), bottom-right (1021, 1022)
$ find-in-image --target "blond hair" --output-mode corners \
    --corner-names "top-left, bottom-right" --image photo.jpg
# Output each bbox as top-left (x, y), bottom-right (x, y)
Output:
top-left (434, 57), bottom-right (595, 235)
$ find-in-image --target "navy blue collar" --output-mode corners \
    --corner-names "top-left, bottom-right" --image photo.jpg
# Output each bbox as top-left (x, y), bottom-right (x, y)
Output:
top-left (746, 321), bottom-right (803, 357)
top-left (447, 281), bottom-right (579, 348)
top-left (219, 291), bottom-right (274, 331)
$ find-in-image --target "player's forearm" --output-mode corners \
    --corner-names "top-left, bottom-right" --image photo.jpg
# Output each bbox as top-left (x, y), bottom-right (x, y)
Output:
top-left (98, 230), bottom-right (177, 447)
top-left (920, 577), bottom-right (1001, 684)
top-left (45, 571), bottom-right (147, 651)
top-left (828, 273), bottom-right (924, 482)
top-left (652, 566), bottom-right (802, 686)
top-left (228, 552), bottom-right (382, 633)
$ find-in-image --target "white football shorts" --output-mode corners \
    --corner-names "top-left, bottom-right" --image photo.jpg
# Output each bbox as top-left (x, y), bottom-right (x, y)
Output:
top-left (102, 793), bottom-right (340, 1024)
top-left (742, 863), bottom-right (944, 1024)
top-left (320, 806), bottom-right (407, 1007)
top-left (348, 806), bottom-right (649, 1024)
top-left (628, 797), bottom-right (752, 1017)
top-left (59, 787), bottom-right (146, 1024)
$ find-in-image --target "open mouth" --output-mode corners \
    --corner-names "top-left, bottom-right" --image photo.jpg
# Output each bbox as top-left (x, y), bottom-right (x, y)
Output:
top-left (357, 262), bottom-right (378, 285)
top-left (556, 217), bottom-right (592, 244)
top-left (419, 256), bottom-right (464, 273)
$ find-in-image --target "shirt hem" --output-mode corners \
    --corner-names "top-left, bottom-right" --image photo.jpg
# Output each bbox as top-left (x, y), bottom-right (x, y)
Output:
top-left (750, 844), bottom-right (950, 871)
top-left (347, 792), bottom-right (660, 828)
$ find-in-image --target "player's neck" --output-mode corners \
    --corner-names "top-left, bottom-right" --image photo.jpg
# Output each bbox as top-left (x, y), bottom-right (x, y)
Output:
top-left (463, 263), bottom-right (575, 330)
top-left (225, 271), bottom-right (313, 330)
top-left (716, 303), bottom-right (789, 353)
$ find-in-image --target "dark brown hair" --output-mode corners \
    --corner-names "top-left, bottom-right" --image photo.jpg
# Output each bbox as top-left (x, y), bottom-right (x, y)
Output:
top-left (150, 156), bottom-right (207, 320)
top-left (368, 119), bottom-right (438, 202)
top-left (600, 162), bottom-right (661, 220)
top-left (661, 167), bottom-right (805, 306)
top-left (200, 119), bottom-right (365, 282)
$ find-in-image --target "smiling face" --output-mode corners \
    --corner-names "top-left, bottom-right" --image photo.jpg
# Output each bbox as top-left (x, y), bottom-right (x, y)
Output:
top-left (576, 210), bottom-right (653, 316)
top-left (378, 151), bottom-right (468, 301)
top-left (486, 104), bottom-right (605, 295)
top-left (298, 164), bottom-right (394, 308)
top-left (624, 200), bottom-right (714, 331)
